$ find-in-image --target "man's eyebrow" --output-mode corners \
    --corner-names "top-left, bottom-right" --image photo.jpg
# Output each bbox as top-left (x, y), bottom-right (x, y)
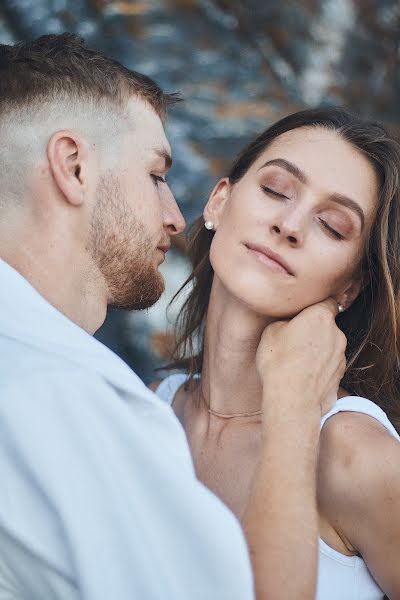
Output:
top-left (154, 148), bottom-right (172, 170)
top-left (259, 157), bottom-right (365, 229)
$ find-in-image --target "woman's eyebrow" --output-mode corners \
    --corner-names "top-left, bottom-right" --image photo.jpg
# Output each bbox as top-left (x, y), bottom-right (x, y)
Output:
top-left (328, 193), bottom-right (365, 230)
top-left (258, 158), bottom-right (307, 184)
top-left (258, 157), bottom-right (365, 230)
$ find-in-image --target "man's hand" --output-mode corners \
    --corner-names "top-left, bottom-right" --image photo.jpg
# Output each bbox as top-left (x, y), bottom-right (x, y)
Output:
top-left (256, 298), bottom-right (347, 418)
top-left (245, 299), bottom-right (347, 600)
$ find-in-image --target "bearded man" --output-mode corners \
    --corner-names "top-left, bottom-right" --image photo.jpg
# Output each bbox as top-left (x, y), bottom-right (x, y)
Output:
top-left (0, 33), bottom-right (254, 599)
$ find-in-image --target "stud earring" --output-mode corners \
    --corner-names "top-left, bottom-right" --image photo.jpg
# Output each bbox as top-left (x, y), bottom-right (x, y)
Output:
top-left (204, 220), bottom-right (214, 231)
top-left (337, 303), bottom-right (345, 313)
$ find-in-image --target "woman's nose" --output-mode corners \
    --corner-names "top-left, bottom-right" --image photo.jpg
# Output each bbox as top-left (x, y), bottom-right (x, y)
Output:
top-left (269, 210), bottom-right (306, 246)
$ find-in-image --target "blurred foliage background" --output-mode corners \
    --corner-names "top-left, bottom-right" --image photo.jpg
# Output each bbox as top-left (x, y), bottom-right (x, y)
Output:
top-left (1, 0), bottom-right (399, 382)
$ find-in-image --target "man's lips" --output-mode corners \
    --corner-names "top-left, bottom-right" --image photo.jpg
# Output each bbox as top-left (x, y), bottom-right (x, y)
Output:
top-left (157, 244), bottom-right (171, 254)
top-left (245, 243), bottom-right (295, 276)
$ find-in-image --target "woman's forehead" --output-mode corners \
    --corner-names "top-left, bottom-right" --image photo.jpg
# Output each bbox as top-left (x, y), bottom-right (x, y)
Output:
top-left (256, 126), bottom-right (352, 161)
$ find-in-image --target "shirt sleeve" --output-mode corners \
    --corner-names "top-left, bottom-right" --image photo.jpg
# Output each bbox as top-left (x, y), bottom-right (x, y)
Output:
top-left (0, 369), bottom-right (198, 599)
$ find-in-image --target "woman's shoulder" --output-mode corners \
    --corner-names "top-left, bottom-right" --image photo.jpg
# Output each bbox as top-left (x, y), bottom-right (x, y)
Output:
top-left (320, 406), bottom-right (397, 461)
top-left (318, 403), bottom-right (400, 591)
top-left (318, 395), bottom-right (400, 501)
top-left (318, 401), bottom-right (400, 529)
top-left (321, 392), bottom-right (399, 438)
top-left (319, 395), bottom-right (400, 481)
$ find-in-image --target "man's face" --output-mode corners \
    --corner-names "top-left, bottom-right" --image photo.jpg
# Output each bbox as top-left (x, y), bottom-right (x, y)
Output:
top-left (88, 99), bottom-right (185, 310)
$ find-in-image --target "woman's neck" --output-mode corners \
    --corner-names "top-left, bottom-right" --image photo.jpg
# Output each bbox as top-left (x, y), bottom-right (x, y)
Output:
top-left (200, 277), bottom-right (274, 416)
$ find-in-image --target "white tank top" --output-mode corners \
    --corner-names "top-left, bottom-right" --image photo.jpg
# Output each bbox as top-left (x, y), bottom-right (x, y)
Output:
top-left (156, 373), bottom-right (400, 600)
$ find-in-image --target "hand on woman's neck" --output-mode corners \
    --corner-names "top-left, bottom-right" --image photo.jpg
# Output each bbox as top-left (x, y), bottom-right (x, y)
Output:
top-left (201, 277), bottom-right (274, 417)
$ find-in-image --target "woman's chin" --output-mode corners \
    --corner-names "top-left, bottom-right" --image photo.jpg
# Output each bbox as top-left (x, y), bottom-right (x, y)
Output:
top-left (234, 294), bottom-right (300, 320)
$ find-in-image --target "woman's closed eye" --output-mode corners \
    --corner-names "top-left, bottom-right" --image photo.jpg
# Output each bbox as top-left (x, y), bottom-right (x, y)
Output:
top-left (261, 185), bottom-right (290, 200)
top-left (318, 218), bottom-right (345, 240)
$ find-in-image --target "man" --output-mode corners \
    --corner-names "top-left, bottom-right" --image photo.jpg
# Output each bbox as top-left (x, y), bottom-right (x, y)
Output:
top-left (0, 33), bottom-right (345, 599)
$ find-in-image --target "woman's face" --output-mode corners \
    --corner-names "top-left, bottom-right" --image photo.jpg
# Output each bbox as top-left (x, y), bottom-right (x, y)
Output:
top-left (205, 126), bottom-right (379, 317)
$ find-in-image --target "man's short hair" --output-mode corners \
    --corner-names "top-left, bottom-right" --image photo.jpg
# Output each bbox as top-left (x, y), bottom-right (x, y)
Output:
top-left (0, 33), bottom-right (180, 205)
top-left (0, 32), bottom-right (179, 120)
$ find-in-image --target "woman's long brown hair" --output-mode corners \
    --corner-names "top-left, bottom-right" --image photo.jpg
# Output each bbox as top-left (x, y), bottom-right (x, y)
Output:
top-left (167, 108), bottom-right (400, 432)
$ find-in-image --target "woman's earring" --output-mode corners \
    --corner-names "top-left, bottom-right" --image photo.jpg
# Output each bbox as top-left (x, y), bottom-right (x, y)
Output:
top-left (337, 303), bottom-right (346, 313)
top-left (204, 220), bottom-right (214, 231)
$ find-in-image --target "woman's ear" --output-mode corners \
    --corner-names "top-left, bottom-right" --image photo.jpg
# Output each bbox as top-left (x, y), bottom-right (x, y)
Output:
top-left (337, 272), bottom-right (367, 311)
top-left (47, 129), bottom-right (88, 207)
top-left (203, 178), bottom-right (231, 229)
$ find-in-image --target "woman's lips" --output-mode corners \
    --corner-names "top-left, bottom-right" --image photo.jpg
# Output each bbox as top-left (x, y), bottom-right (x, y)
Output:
top-left (245, 243), bottom-right (294, 276)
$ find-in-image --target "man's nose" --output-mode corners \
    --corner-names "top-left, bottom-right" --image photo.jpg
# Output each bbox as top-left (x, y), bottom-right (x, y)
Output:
top-left (162, 185), bottom-right (186, 236)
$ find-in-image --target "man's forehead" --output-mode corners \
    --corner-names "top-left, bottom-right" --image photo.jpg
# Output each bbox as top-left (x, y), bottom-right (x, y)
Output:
top-left (125, 96), bottom-right (164, 132)
top-left (124, 96), bottom-right (171, 156)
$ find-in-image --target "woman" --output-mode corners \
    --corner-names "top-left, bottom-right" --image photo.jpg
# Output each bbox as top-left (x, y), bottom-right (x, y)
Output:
top-left (154, 108), bottom-right (400, 599)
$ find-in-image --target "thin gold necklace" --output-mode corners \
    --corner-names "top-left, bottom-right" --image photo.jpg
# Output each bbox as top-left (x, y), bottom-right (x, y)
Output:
top-left (199, 386), bottom-right (262, 419)
top-left (206, 405), bottom-right (262, 419)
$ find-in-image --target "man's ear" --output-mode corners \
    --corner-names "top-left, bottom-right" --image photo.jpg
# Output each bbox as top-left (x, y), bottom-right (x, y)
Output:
top-left (203, 178), bottom-right (231, 229)
top-left (337, 271), bottom-right (367, 311)
top-left (47, 130), bottom-right (88, 207)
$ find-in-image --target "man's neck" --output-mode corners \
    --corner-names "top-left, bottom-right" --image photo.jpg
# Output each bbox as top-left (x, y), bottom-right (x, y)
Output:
top-left (0, 240), bottom-right (107, 335)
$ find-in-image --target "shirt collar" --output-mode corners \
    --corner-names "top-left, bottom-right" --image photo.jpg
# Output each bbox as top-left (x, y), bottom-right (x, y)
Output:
top-left (0, 258), bottom-right (154, 401)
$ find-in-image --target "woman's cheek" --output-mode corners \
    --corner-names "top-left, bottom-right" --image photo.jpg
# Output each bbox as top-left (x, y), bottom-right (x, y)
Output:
top-left (299, 266), bottom-right (338, 301)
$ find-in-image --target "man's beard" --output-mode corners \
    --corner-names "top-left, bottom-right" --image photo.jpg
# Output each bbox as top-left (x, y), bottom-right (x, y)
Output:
top-left (88, 173), bottom-right (164, 311)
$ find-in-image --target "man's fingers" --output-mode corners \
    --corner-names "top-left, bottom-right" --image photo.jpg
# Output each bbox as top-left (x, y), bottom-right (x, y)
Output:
top-left (313, 297), bottom-right (340, 318)
top-left (293, 297), bottom-right (339, 323)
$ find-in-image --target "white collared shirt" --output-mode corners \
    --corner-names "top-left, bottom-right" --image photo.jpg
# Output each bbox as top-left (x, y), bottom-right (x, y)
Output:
top-left (0, 258), bottom-right (253, 600)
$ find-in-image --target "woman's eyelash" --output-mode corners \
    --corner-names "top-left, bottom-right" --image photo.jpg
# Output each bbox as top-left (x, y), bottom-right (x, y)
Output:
top-left (261, 185), bottom-right (289, 200)
top-left (318, 218), bottom-right (345, 240)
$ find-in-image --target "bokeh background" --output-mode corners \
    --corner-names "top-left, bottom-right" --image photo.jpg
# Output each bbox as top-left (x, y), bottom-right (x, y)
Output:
top-left (2, 0), bottom-right (399, 382)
